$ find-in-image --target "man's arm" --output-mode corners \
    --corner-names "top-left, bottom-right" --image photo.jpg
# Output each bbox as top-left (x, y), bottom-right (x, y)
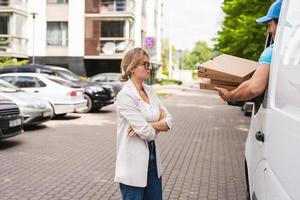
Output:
top-left (215, 63), bottom-right (270, 102)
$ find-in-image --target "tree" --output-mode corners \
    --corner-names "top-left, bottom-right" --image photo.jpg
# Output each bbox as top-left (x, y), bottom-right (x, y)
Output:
top-left (0, 57), bottom-right (28, 67)
top-left (182, 41), bottom-right (212, 70)
top-left (214, 0), bottom-right (273, 61)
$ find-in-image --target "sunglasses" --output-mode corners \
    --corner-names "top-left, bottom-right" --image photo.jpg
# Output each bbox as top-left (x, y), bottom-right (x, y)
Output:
top-left (141, 61), bottom-right (152, 70)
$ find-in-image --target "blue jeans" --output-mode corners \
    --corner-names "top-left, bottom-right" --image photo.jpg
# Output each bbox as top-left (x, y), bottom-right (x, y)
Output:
top-left (119, 141), bottom-right (162, 200)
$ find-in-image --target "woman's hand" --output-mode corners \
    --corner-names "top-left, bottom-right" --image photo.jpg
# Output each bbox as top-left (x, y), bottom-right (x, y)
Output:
top-left (128, 109), bottom-right (167, 137)
top-left (128, 127), bottom-right (136, 137)
top-left (159, 109), bottom-right (166, 120)
top-left (128, 126), bottom-right (159, 137)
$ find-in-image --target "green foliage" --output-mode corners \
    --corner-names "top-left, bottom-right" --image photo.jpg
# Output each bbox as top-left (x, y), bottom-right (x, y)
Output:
top-left (159, 78), bottom-right (182, 85)
top-left (80, 76), bottom-right (91, 81)
top-left (192, 70), bottom-right (198, 79)
top-left (162, 68), bottom-right (169, 76)
top-left (214, 0), bottom-right (274, 61)
top-left (182, 41), bottom-right (212, 70)
top-left (0, 57), bottom-right (28, 67)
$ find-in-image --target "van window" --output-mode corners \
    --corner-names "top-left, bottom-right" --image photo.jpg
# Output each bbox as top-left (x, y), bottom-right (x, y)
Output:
top-left (274, 1), bottom-right (300, 117)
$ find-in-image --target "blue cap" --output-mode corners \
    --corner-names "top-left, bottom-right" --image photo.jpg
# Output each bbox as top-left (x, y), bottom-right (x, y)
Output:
top-left (256, 1), bottom-right (282, 24)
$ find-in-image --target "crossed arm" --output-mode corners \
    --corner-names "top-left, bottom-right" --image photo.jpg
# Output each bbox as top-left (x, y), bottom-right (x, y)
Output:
top-left (128, 109), bottom-right (169, 136)
top-left (215, 63), bottom-right (270, 102)
top-left (117, 93), bottom-right (173, 140)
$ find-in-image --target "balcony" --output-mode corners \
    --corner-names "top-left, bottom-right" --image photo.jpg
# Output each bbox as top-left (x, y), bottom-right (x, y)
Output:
top-left (85, 38), bottom-right (134, 59)
top-left (0, 0), bottom-right (27, 15)
top-left (85, 0), bottom-right (135, 19)
top-left (0, 34), bottom-right (28, 58)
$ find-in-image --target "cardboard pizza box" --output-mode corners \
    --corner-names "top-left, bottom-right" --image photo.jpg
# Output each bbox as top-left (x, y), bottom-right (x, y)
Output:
top-left (198, 71), bottom-right (243, 84)
top-left (200, 83), bottom-right (237, 91)
top-left (210, 79), bottom-right (241, 87)
top-left (198, 54), bottom-right (259, 83)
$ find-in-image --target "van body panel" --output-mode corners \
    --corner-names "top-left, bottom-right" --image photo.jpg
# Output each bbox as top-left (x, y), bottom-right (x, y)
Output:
top-left (246, 0), bottom-right (300, 199)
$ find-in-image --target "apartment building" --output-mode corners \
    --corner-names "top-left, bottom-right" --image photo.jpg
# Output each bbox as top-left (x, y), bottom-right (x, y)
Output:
top-left (0, 0), bottom-right (28, 58)
top-left (0, 0), bottom-right (162, 78)
top-left (82, 0), bottom-right (163, 76)
top-left (27, 0), bottom-right (86, 75)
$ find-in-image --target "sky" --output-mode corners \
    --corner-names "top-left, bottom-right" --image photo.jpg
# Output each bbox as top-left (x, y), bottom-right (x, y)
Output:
top-left (162, 0), bottom-right (224, 50)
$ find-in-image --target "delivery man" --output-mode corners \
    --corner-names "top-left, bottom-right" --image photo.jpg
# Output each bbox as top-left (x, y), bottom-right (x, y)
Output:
top-left (215, 1), bottom-right (282, 103)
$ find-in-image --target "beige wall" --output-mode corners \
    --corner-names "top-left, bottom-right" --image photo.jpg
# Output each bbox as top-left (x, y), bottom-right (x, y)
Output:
top-left (46, 4), bottom-right (68, 21)
top-left (46, 47), bottom-right (68, 56)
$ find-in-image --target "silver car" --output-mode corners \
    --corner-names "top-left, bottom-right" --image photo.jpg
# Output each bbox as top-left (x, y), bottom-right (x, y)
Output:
top-left (91, 73), bottom-right (124, 95)
top-left (0, 79), bottom-right (53, 126)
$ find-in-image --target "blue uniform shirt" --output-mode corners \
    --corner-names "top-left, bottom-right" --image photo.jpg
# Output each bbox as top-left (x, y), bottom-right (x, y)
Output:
top-left (258, 44), bottom-right (274, 64)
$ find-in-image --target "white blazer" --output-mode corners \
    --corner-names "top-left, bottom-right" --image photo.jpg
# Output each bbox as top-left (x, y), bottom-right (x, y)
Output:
top-left (114, 79), bottom-right (173, 187)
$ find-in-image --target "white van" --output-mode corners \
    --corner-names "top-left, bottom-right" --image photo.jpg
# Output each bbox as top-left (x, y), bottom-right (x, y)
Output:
top-left (245, 0), bottom-right (300, 200)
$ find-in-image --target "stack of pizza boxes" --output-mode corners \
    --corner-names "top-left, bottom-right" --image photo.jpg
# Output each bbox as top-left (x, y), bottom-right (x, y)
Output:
top-left (198, 54), bottom-right (260, 91)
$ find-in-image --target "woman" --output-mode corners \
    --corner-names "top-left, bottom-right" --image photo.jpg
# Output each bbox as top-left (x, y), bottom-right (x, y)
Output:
top-left (115, 48), bottom-right (173, 200)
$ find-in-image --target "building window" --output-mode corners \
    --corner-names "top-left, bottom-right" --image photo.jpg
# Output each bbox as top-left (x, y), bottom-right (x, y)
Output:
top-left (47, 0), bottom-right (68, 4)
top-left (0, 15), bottom-right (9, 34)
top-left (0, 0), bottom-right (9, 6)
top-left (101, 21), bottom-right (125, 37)
top-left (47, 22), bottom-right (68, 47)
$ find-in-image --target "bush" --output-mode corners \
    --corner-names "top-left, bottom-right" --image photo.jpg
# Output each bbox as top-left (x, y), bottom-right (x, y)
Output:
top-left (159, 78), bottom-right (182, 85)
top-left (80, 76), bottom-right (91, 81)
top-left (0, 57), bottom-right (28, 67)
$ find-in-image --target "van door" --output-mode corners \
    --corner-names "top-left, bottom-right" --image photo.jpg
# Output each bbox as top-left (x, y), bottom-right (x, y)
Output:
top-left (264, 0), bottom-right (300, 199)
top-left (245, 94), bottom-right (268, 200)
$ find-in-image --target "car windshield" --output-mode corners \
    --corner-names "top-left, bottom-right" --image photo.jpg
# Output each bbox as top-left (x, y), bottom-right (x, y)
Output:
top-left (47, 76), bottom-right (81, 88)
top-left (55, 69), bottom-right (80, 81)
top-left (0, 79), bottom-right (20, 92)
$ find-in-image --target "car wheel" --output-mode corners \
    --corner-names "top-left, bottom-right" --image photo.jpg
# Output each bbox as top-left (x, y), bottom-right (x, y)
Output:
top-left (81, 94), bottom-right (93, 113)
top-left (90, 106), bottom-right (102, 112)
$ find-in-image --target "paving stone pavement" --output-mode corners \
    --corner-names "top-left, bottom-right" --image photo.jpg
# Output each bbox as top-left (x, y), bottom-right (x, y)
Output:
top-left (0, 85), bottom-right (250, 200)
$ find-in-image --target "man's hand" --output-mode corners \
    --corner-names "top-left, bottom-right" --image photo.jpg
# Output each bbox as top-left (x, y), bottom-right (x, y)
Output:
top-left (215, 87), bottom-right (232, 102)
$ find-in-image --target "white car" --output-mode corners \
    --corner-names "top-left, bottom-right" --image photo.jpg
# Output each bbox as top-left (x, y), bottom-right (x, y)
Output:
top-left (245, 1), bottom-right (300, 200)
top-left (0, 73), bottom-right (87, 117)
top-left (0, 79), bottom-right (53, 126)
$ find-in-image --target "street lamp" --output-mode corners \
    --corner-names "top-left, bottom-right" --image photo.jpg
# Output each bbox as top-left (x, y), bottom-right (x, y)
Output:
top-left (30, 12), bottom-right (38, 65)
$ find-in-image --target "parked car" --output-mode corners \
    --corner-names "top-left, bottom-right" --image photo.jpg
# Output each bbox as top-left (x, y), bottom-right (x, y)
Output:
top-left (0, 65), bottom-right (115, 112)
top-left (49, 66), bottom-right (115, 112)
top-left (0, 79), bottom-right (52, 126)
top-left (91, 73), bottom-right (124, 95)
top-left (245, 1), bottom-right (300, 200)
top-left (0, 73), bottom-right (87, 117)
top-left (0, 95), bottom-right (23, 139)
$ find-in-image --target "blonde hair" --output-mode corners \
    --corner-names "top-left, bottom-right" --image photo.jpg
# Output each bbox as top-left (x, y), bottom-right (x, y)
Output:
top-left (120, 48), bottom-right (149, 82)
